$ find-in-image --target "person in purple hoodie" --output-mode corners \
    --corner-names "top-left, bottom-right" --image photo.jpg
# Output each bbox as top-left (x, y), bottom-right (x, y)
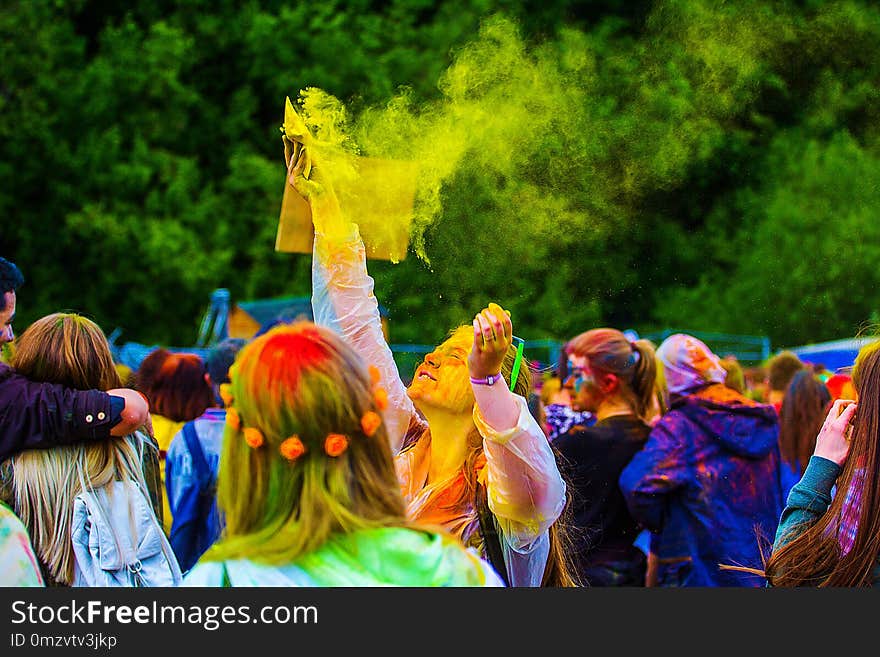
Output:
top-left (619, 333), bottom-right (783, 587)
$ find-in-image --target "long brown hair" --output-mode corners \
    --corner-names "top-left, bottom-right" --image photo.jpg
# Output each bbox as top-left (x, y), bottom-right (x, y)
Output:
top-left (135, 348), bottom-right (215, 422)
top-left (764, 340), bottom-right (879, 587)
top-left (565, 328), bottom-right (659, 422)
top-left (778, 370), bottom-right (832, 475)
top-left (10, 313), bottom-right (155, 584)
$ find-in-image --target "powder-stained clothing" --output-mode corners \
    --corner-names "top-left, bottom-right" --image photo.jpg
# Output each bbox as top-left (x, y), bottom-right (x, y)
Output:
top-left (554, 415), bottom-right (650, 586)
top-left (311, 225), bottom-right (566, 587)
top-left (619, 384), bottom-right (784, 586)
top-left (0, 362), bottom-right (121, 463)
top-left (183, 527), bottom-right (505, 587)
top-left (0, 501), bottom-right (43, 586)
top-left (544, 403), bottom-right (595, 441)
top-left (394, 396), bottom-right (562, 588)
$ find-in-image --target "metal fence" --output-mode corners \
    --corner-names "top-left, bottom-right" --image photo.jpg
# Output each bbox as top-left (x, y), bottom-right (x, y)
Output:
top-left (640, 329), bottom-right (772, 365)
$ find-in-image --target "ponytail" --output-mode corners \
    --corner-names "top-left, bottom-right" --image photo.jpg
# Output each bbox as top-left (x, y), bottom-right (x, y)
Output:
top-left (630, 339), bottom-right (658, 422)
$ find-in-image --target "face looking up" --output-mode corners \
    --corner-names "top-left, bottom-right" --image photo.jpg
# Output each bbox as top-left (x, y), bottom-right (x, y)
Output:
top-left (407, 327), bottom-right (475, 415)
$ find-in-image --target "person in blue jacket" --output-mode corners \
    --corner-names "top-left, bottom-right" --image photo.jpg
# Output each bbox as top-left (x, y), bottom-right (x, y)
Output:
top-left (166, 338), bottom-right (246, 573)
top-left (619, 333), bottom-right (784, 587)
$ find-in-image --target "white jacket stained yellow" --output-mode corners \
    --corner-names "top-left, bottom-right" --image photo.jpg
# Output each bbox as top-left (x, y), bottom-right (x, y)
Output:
top-left (310, 225), bottom-right (566, 587)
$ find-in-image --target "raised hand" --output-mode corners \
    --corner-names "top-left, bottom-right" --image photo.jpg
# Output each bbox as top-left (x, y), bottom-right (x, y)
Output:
top-left (813, 398), bottom-right (858, 467)
top-left (287, 146), bottom-right (348, 239)
top-left (468, 302), bottom-right (513, 381)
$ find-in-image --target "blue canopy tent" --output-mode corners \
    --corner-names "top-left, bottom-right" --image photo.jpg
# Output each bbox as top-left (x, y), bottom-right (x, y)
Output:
top-left (787, 336), bottom-right (874, 372)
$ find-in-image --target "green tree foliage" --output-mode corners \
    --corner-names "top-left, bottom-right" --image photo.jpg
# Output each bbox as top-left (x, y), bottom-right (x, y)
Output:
top-left (2, 0), bottom-right (879, 352)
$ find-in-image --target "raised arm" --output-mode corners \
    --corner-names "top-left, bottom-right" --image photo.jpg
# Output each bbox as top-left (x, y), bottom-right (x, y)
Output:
top-left (290, 150), bottom-right (421, 453)
top-left (773, 399), bottom-right (857, 550)
top-left (468, 303), bottom-right (566, 551)
top-left (618, 419), bottom-right (688, 531)
top-left (0, 363), bottom-right (151, 463)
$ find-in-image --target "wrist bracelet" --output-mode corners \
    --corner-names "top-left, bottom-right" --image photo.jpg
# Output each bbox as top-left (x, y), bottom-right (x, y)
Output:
top-left (470, 373), bottom-right (503, 386)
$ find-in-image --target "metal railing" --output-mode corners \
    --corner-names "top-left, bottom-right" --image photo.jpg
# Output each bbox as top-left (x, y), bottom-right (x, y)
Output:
top-left (640, 329), bottom-right (772, 365)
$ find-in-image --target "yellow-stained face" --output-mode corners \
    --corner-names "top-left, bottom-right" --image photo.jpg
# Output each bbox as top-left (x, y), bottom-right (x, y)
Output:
top-left (407, 326), bottom-right (474, 414)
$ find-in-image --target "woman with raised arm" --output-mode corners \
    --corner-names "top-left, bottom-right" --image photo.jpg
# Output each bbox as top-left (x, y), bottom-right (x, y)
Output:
top-left (762, 341), bottom-right (880, 587)
top-left (290, 149), bottom-right (573, 586)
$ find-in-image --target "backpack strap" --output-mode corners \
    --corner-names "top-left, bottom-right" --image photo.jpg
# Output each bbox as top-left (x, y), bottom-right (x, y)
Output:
top-left (182, 421), bottom-right (213, 494)
top-left (474, 480), bottom-right (510, 586)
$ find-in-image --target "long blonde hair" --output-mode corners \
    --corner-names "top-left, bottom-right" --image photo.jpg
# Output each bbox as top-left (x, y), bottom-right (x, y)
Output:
top-left (10, 313), bottom-right (156, 585)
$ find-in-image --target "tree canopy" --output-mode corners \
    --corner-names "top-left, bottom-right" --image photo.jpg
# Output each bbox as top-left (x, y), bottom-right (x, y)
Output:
top-left (3, 0), bottom-right (879, 352)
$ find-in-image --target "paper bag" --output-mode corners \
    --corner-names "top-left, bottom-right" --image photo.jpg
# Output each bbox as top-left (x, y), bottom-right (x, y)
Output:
top-left (274, 100), bottom-right (418, 261)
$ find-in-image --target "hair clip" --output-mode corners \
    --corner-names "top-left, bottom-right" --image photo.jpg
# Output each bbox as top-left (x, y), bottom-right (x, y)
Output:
top-left (219, 383), bottom-right (234, 407)
top-left (324, 433), bottom-right (349, 457)
top-left (226, 407), bottom-right (241, 431)
top-left (243, 427), bottom-right (265, 448)
top-left (361, 411), bottom-right (382, 437)
top-left (374, 387), bottom-right (389, 411)
top-left (280, 435), bottom-right (306, 461)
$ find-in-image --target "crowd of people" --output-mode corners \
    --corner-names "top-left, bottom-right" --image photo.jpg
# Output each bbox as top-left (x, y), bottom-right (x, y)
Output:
top-left (0, 147), bottom-right (873, 587)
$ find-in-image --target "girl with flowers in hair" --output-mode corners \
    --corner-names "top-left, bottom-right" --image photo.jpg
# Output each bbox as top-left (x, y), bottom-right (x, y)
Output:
top-left (183, 322), bottom-right (503, 586)
top-left (287, 144), bottom-right (571, 586)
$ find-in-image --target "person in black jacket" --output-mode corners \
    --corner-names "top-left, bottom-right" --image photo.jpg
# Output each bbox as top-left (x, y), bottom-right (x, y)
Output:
top-left (0, 257), bottom-right (150, 463)
top-left (554, 328), bottom-right (659, 586)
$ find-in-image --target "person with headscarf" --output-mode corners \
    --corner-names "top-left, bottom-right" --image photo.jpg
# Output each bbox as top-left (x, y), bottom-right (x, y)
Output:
top-left (619, 333), bottom-right (784, 586)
